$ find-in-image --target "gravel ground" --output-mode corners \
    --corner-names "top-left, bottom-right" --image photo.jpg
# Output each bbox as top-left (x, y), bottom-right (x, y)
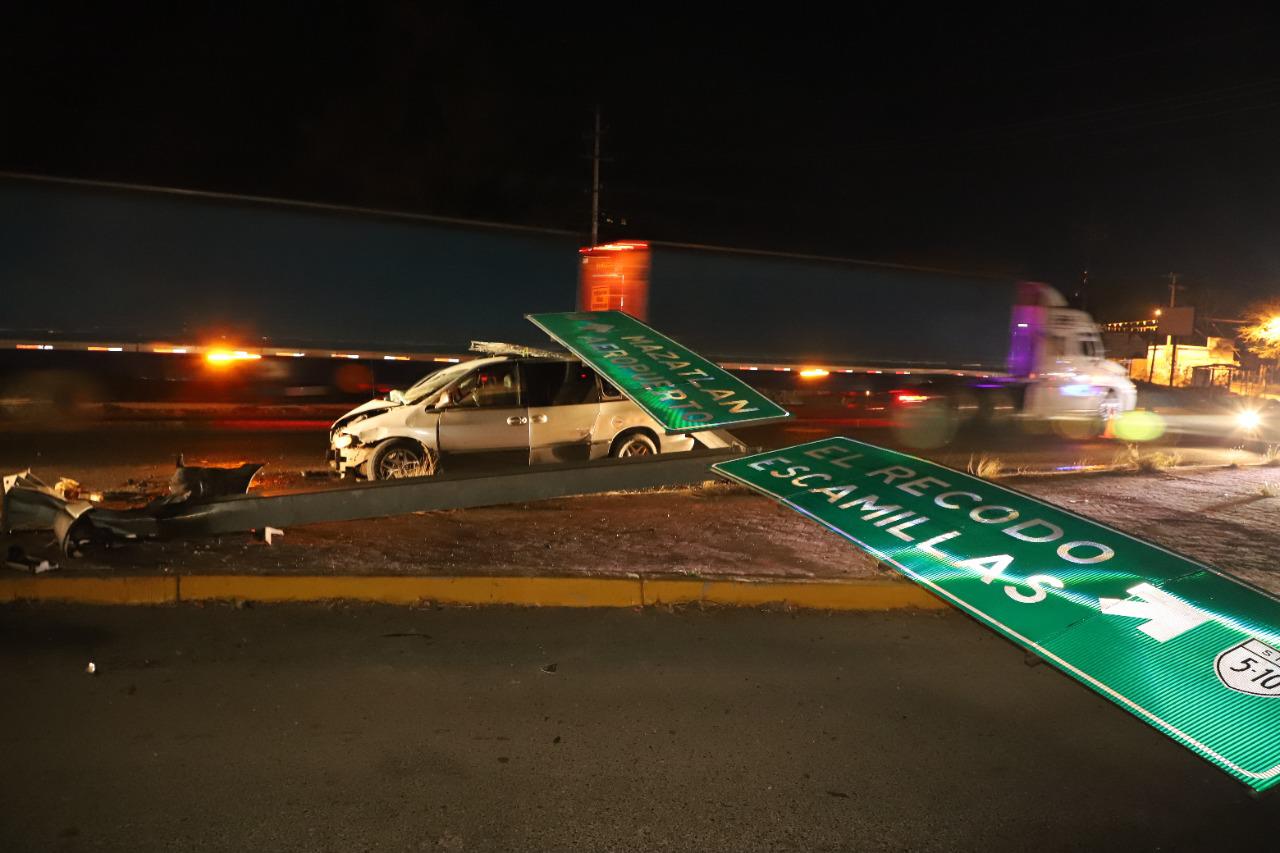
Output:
top-left (1012, 463), bottom-right (1280, 595)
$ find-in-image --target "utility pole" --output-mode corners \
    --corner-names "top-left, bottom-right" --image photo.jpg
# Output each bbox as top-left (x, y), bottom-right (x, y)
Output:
top-left (1167, 273), bottom-right (1181, 387)
top-left (590, 104), bottom-right (601, 247)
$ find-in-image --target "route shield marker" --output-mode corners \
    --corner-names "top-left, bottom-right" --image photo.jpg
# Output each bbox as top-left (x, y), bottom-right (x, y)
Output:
top-left (713, 436), bottom-right (1280, 791)
top-left (527, 310), bottom-right (790, 433)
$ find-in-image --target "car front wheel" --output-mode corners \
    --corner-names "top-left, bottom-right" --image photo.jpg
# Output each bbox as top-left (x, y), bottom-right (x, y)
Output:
top-left (367, 441), bottom-right (437, 480)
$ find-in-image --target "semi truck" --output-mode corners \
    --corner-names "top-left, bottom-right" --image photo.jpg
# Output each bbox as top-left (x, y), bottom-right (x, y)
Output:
top-left (0, 175), bottom-right (1134, 442)
top-left (579, 241), bottom-right (1136, 442)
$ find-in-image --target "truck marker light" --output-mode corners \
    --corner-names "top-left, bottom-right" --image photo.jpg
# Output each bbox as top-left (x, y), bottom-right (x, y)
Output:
top-left (206, 350), bottom-right (261, 364)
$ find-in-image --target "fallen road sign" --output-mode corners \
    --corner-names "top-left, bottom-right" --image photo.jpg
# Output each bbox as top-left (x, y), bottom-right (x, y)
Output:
top-left (712, 436), bottom-right (1280, 791)
top-left (527, 310), bottom-right (790, 433)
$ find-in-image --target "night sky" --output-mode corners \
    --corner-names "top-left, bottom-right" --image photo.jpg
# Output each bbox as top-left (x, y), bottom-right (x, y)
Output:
top-left (4, 5), bottom-right (1280, 320)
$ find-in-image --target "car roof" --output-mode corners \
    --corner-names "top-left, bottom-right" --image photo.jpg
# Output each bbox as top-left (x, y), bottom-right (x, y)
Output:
top-left (465, 355), bottom-right (575, 366)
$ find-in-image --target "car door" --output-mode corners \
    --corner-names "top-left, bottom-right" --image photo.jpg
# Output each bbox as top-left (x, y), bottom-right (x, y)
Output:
top-left (436, 361), bottom-right (529, 471)
top-left (522, 360), bottom-right (600, 464)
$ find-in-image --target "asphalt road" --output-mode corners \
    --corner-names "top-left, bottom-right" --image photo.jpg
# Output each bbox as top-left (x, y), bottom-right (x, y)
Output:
top-left (1, 604), bottom-right (1274, 852)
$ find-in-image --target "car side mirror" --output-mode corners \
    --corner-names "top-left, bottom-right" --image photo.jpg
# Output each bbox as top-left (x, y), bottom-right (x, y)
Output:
top-left (389, 389), bottom-right (405, 404)
top-left (434, 391), bottom-right (451, 409)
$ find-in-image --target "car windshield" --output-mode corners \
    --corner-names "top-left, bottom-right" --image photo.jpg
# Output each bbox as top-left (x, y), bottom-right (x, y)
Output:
top-left (399, 362), bottom-right (475, 404)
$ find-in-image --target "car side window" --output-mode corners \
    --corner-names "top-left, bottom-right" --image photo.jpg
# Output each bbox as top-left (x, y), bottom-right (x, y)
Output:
top-left (523, 361), bottom-right (600, 407)
top-left (454, 363), bottom-right (521, 408)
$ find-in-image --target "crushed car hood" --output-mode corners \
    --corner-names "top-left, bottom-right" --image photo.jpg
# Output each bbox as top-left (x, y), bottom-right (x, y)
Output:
top-left (332, 397), bottom-right (403, 431)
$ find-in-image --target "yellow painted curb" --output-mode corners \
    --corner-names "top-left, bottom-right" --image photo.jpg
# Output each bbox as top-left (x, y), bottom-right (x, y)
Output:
top-left (178, 575), bottom-right (644, 608)
top-left (643, 578), bottom-right (946, 610)
top-left (0, 575), bottom-right (176, 604)
top-left (0, 574), bottom-right (943, 611)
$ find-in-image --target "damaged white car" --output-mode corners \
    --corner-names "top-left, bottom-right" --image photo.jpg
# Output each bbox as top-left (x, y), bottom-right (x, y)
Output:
top-left (328, 356), bottom-right (697, 479)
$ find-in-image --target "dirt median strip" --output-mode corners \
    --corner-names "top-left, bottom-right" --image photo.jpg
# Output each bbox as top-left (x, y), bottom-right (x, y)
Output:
top-left (0, 574), bottom-right (944, 610)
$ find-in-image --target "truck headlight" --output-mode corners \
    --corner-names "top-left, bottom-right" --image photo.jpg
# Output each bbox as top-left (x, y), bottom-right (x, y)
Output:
top-left (333, 433), bottom-right (355, 449)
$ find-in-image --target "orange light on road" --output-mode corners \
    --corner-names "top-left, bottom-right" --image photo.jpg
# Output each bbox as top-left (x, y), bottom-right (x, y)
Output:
top-left (578, 241), bottom-right (648, 253)
top-left (205, 349), bottom-right (261, 365)
top-left (799, 368), bottom-right (830, 379)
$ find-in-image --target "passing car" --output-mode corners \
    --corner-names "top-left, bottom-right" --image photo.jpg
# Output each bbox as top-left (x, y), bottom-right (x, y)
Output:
top-left (328, 356), bottom-right (697, 479)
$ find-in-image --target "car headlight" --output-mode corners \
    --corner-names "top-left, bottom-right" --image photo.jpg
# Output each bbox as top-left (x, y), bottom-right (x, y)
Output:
top-left (333, 432), bottom-right (355, 449)
top-left (1237, 410), bottom-right (1262, 430)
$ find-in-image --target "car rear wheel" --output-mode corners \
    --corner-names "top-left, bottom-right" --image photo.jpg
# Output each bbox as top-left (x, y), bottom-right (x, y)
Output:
top-left (367, 441), bottom-right (437, 480)
top-left (610, 431), bottom-right (658, 458)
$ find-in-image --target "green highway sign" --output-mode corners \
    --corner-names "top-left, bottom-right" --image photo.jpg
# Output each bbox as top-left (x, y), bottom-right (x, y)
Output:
top-left (527, 310), bottom-right (790, 433)
top-left (713, 437), bottom-right (1280, 791)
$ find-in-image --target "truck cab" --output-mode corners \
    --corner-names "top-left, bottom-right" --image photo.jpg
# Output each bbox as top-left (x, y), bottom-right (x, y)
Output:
top-left (1008, 283), bottom-right (1137, 420)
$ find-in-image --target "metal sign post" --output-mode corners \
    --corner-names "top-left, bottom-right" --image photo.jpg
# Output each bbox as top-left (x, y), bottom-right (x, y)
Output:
top-left (714, 436), bottom-right (1280, 791)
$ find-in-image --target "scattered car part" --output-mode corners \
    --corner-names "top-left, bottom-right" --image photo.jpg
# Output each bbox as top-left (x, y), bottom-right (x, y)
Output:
top-left (5, 543), bottom-right (57, 573)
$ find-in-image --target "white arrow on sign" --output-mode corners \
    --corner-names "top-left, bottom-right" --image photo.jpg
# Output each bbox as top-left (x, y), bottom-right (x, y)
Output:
top-left (1099, 582), bottom-right (1212, 642)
